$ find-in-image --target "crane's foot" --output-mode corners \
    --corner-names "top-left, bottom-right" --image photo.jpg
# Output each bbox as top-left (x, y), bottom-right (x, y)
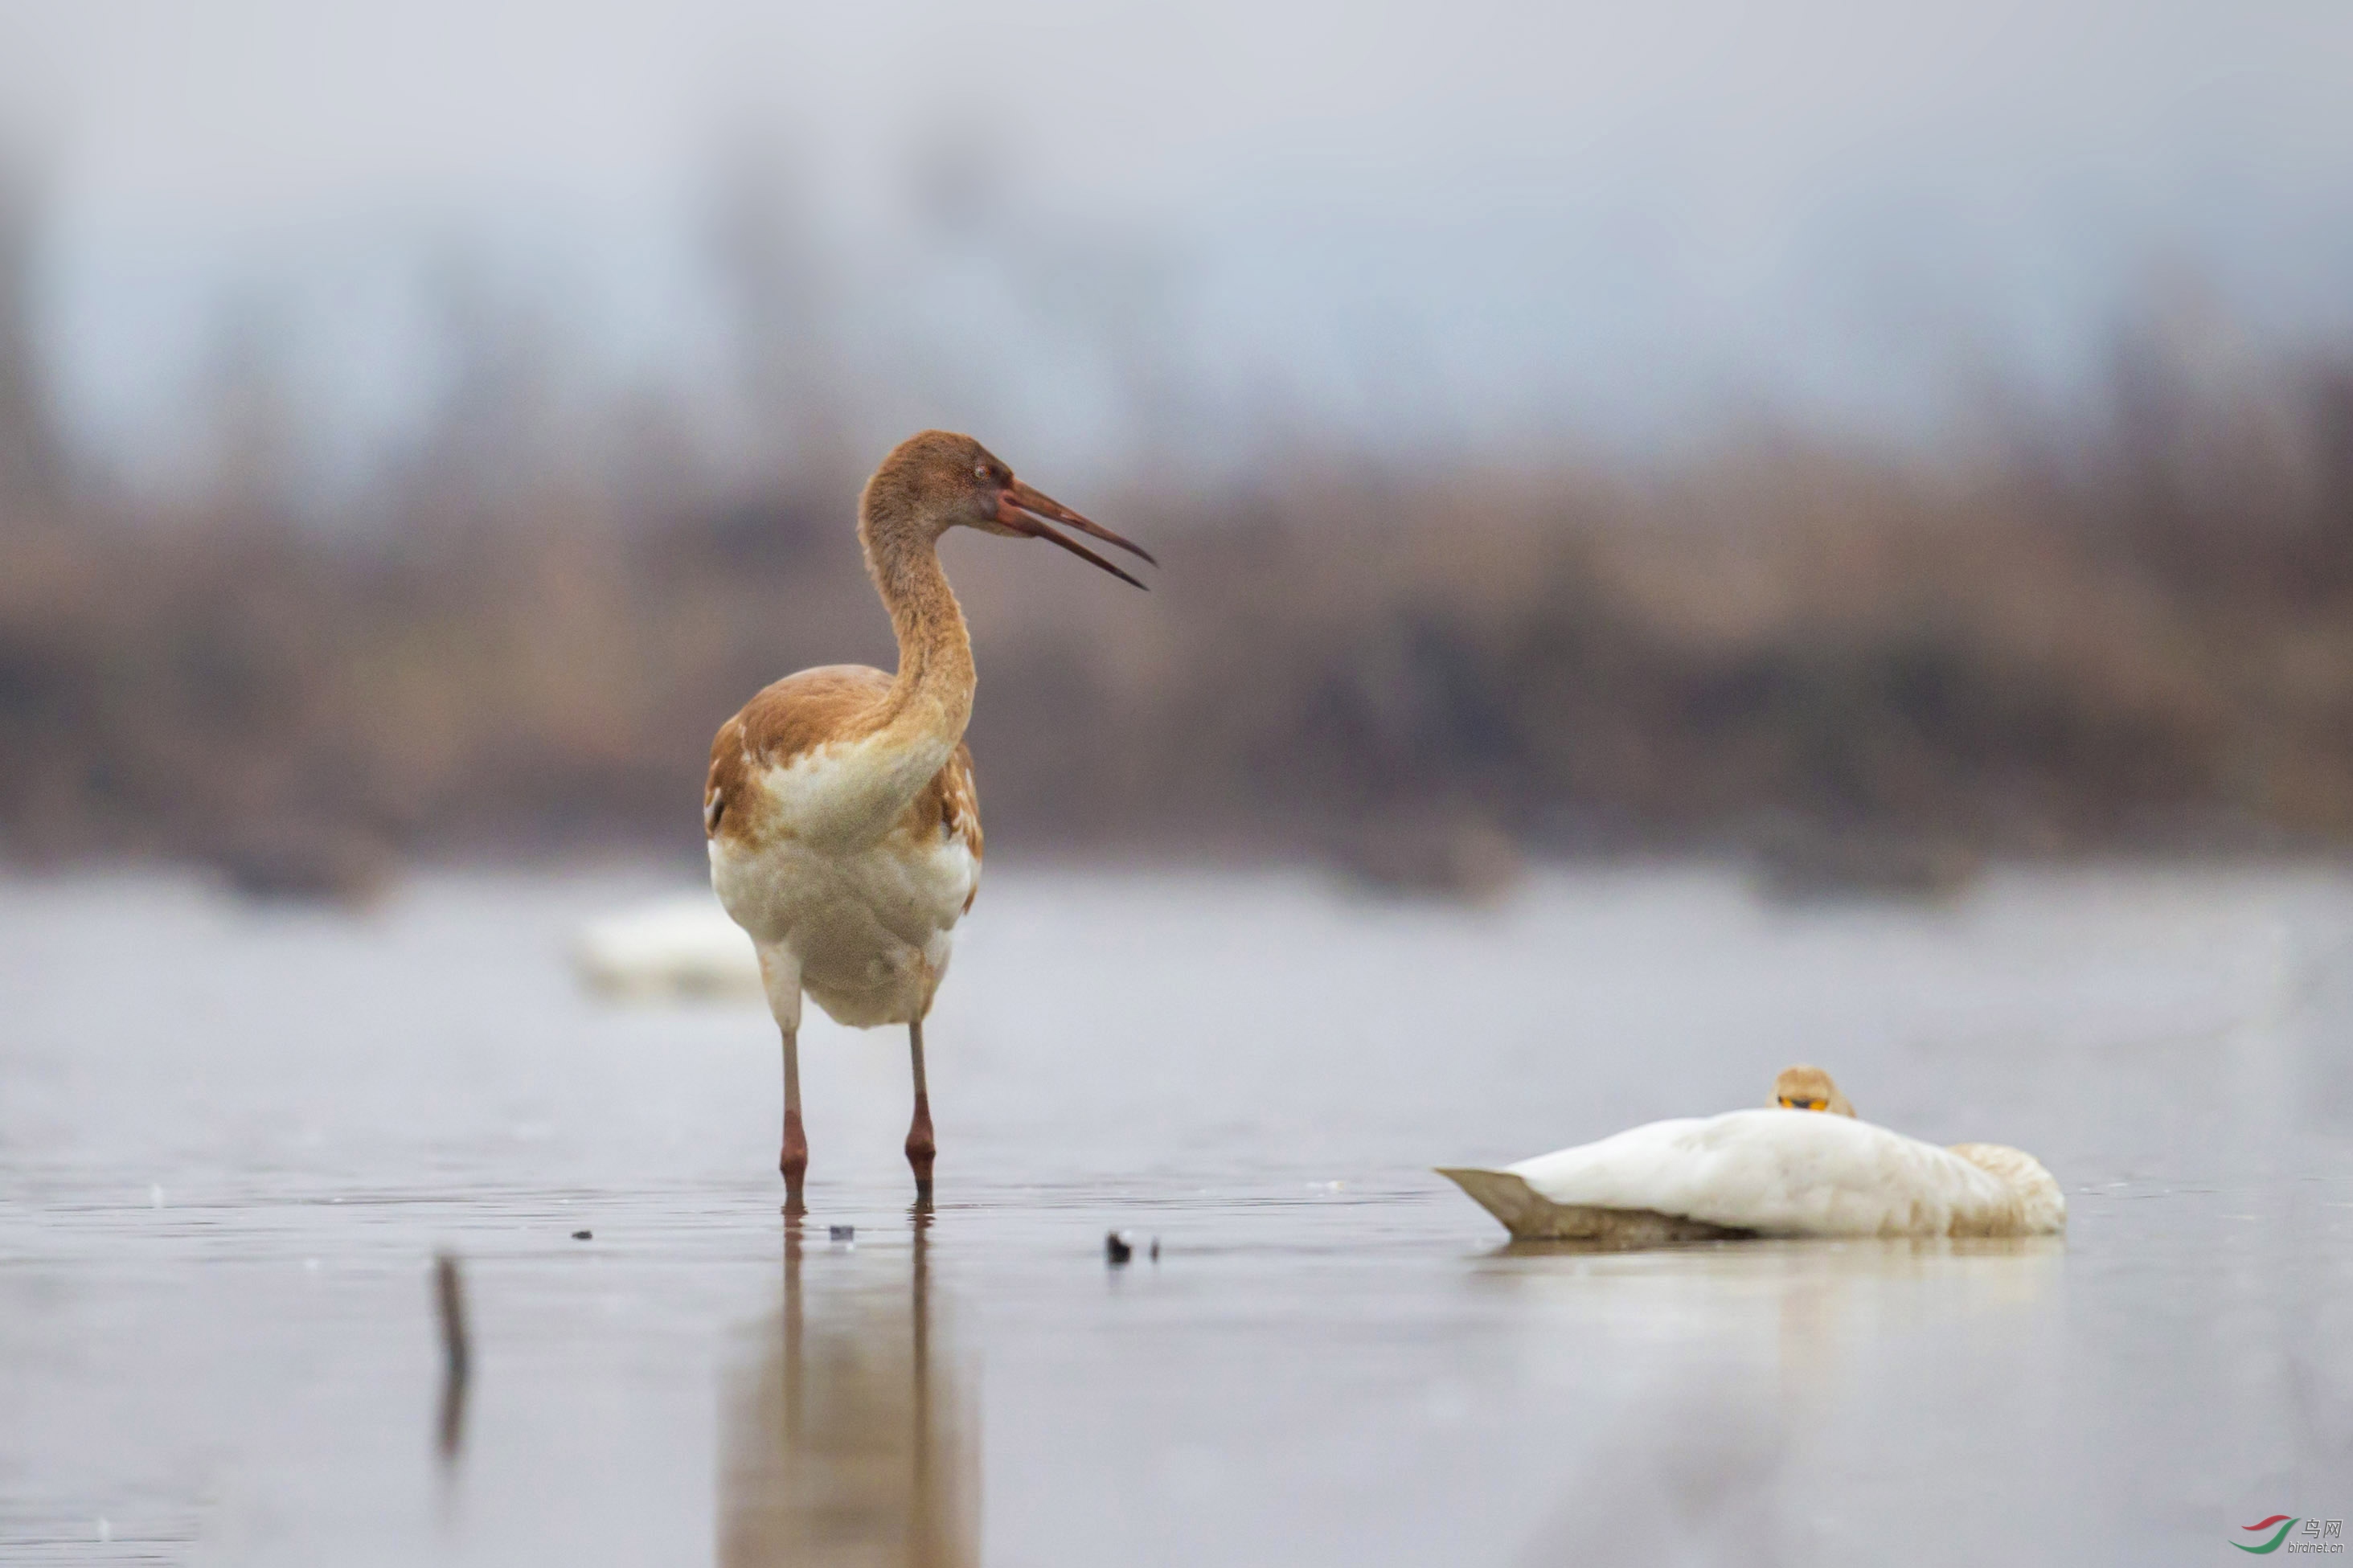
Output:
top-left (781, 1108), bottom-right (809, 1216)
top-left (905, 1095), bottom-right (936, 1206)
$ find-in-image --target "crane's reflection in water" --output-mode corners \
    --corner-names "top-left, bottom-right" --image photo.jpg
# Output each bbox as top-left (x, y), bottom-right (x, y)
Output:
top-left (720, 1213), bottom-right (978, 1567)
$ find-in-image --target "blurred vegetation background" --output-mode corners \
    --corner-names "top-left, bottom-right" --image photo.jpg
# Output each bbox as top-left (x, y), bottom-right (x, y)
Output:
top-left (4, 5), bottom-right (2353, 890)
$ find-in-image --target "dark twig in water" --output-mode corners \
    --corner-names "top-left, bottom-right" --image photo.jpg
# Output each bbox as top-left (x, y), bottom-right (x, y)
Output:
top-left (433, 1252), bottom-right (471, 1462)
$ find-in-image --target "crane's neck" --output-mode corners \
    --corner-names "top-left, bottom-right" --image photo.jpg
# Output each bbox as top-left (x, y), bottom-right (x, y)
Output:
top-left (859, 505), bottom-right (975, 755)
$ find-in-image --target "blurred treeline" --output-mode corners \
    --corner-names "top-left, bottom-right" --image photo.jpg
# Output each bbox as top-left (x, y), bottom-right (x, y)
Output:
top-left (5, 180), bottom-right (2353, 879)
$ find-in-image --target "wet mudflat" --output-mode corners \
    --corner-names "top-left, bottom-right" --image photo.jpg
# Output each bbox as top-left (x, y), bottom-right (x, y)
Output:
top-left (2, 863), bottom-right (2350, 1565)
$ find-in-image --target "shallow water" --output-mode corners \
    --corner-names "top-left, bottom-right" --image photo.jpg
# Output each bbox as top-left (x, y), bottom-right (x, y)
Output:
top-left (2, 862), bottom-right (2350, 1565)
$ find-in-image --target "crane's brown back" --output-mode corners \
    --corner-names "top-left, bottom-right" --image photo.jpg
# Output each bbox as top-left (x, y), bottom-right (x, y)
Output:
top-left (706, 665), bottom-right (981, 881)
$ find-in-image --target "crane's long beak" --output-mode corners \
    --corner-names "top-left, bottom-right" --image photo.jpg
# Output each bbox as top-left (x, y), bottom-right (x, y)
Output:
top-left (997, 479), bottom-right (1155, 590)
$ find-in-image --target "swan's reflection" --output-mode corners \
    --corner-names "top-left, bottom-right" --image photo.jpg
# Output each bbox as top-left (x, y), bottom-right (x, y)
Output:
top-left (720, 1214), bottom-right (977, 1568)
top-left (1481, 1234), bottom-right (2064, 1386)
top-left (1474, 1237), bottom-right (2065, 1559)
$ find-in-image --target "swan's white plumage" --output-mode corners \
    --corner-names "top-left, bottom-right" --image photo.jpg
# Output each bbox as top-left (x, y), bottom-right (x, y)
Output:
top-left (1461, 1108), bottom-right (2064, 1240)
top-left (575, 895), bottom-right (763, 1000)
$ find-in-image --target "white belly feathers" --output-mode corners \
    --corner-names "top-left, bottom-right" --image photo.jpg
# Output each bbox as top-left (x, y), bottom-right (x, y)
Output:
top-left (708, 737), bottom-right (980, 1029)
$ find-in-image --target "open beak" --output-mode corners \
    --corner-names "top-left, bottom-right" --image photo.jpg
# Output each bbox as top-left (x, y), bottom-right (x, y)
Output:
top-left (996, 479), bottom-right (1155, 590)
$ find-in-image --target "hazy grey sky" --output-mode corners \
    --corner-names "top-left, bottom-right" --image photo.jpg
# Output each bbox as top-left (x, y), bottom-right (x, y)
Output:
top-left (7, 0), bottom-right (2353, 482)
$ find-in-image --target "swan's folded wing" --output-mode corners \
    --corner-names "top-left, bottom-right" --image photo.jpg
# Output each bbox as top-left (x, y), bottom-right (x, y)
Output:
top-left (1502, 1110), bottom-right (2049, 1238)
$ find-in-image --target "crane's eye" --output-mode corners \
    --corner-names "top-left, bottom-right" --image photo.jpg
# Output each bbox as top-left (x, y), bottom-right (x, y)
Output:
top-left (974, 464), bottom-right (990, 481)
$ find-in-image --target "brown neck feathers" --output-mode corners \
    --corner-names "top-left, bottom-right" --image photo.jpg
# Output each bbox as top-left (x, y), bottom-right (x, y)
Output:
top-left (857, 489), bottom-right (976, 744)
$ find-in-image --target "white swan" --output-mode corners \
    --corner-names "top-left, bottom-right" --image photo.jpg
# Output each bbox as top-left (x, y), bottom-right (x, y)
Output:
top-left (574, 895), bottom-right (764, 1001)
top-left (1439, 1066), bottom-right (2064, 1244)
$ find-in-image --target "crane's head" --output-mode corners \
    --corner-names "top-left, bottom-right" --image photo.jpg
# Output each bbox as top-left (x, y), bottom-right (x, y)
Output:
top-left (1770, 1064), bottom-right (1856, 1116)
top-left (864, 429), bottom-right (1155, 589)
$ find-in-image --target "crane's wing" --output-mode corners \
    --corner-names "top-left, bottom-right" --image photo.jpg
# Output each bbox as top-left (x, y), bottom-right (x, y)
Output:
top-left (705, 665), bottom-right (895, 840)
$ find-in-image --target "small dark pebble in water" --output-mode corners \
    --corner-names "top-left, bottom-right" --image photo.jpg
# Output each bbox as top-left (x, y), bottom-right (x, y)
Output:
top-left (830, 1225), bottom-right (855, 1242)
top-left (571, 1230), bottom-right (592, 1241)
top-left (1105, 1230), bottom-right (1133, 1265)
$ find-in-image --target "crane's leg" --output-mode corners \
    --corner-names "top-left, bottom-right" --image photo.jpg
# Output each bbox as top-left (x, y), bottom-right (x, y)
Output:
top-left (758, 944), bottom-right (809, 1214)
top-left (905, 1017), bottom-right (936, 1203)
top-left (781, 1022), bottom-right (808, 1213)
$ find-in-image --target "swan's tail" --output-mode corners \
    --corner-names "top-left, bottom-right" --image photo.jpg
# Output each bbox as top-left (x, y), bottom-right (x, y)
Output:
top-left (1436, 1167), bottom-right (1755, 1247)
top-left (1435, 1168), bottom-right (1556, 1237)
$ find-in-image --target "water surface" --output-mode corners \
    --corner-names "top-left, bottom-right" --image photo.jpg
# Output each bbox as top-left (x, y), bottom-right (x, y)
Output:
top-left (3, 863), bottom-right (2349, 1564)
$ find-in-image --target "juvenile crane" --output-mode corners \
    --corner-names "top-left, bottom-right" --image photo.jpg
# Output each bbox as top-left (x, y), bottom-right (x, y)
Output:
top-left (704, 431), bottom-right (1152, 1207)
